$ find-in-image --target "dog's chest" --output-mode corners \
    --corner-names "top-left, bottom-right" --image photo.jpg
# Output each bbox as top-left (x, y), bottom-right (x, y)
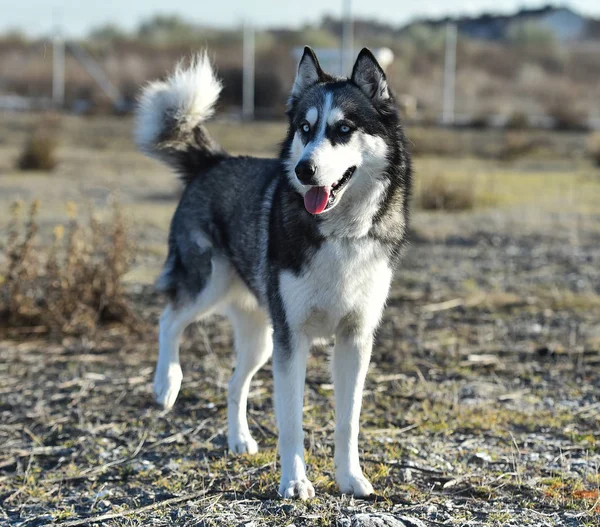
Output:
top-left (279, 239), bottom-right (392, 338)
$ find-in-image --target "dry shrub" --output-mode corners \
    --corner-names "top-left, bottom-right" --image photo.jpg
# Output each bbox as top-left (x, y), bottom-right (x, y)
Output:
top-left (0, 200), bottom-right (140, 337)
top-left (499, 132), bottom-right (538, 161)
top-left (547, 104), bottom-right (588, 132)
top-left (407, 127), bottom-right (461, 157)
top-left (587, 133), bottom-right (600, 167)
top-left (17, 116), bottom-right (60, 171)
top-left (470, 114), bottom-right (490, 129)
top-left (506, 111), bottom-right (530, 130)
top-left (418, 174), bottom-right (475, 211)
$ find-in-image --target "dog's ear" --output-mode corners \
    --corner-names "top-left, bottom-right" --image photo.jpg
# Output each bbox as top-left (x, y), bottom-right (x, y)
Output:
top-left (290, 47), bottom-right (325, 98)
top-left (351, 48), bottom-right (390, 103)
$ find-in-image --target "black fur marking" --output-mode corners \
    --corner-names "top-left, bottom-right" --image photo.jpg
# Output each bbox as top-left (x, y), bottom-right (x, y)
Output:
top-left (153, 110), bottom-right (227, 186)
top-left (267, 174), bottom-right (324, 275)
top-left (327, 122), bottom-right (355, 146)
top-left (159, 240), bottom-right (213, 305)
top-left (351, 48), bottom-right (391, 103)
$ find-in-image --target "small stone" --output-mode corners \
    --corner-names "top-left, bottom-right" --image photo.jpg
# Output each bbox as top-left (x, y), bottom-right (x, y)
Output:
top-left (165, 460), bottom-right (180, 472)
top-left (398, 517), bottom-right (427, 527)
top-left (400, 468), bottom-right (413, 483)
top-left (469, 452), bottom-right (492, 465)
top-left (350, 513), bottom-right (413, 526)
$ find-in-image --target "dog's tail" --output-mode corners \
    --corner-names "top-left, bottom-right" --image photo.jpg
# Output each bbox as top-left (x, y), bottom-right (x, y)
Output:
top-left (134, 53), bottom-right (226, 184)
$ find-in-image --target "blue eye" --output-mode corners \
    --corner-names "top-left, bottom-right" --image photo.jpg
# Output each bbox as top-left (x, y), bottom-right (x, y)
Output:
top-left (301, 122), bottom-right (310, 133)
top-left (339, 124), bottom-right (351, 133)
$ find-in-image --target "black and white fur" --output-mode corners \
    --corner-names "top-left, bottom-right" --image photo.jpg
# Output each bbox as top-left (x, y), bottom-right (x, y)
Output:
top-left (135, 48), bottom-right (411, 499)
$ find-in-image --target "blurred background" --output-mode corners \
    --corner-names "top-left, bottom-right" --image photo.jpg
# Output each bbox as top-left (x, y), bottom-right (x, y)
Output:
top-left (2, 1), bottom-right (600, 125)
top-left (1, 2), bottom-right (600, 525)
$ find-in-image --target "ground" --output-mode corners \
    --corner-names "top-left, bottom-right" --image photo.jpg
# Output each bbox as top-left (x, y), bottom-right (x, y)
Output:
top-left (1, 115), bottom-right (599, 526)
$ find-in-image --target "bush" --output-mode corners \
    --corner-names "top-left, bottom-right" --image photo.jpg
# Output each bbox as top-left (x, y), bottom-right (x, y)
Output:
top-left (499, 132), bottom-right (537, 161)
top-left (470, 114), bottom-right (490, 129)
top-left (17, 117), bottom-right (60, 171)
top-left (506, 111), bottom-right (530, 130)
top-left (0, 200), bottom-right (140, 337)
top-left (418, 174), bottom-right (475, 211)
top-left (587, 133), bottom-right (600, 167)
top-left (547, 104), bottom-right (588, 132)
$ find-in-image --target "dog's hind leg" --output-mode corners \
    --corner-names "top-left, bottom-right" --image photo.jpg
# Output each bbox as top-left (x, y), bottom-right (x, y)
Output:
top-left (154, 249), bottom-right (233, 410)
top-left (225, 302), bottom-right (273, 454)
top-left (154, 303), bottom-right (199, 409)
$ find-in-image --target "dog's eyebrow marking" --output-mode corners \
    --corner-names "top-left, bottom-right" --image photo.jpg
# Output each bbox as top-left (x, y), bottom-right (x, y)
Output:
top-left (306, 107), bottom-right (318, 126)
top-left (299, 92), bottom-right (332, 162)
top-left (327, 107), bottom-right (345, 126)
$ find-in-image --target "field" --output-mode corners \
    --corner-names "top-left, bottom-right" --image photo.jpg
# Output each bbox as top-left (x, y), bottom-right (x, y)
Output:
top-left (1, 114), bottom-right (600, 526)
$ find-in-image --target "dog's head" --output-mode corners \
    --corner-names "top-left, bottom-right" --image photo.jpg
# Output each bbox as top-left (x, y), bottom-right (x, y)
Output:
top-left (282, 47), bottom-right (403, 216)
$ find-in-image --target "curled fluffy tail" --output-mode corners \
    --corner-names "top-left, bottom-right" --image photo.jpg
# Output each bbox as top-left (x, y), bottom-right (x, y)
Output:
top-left (135, 53), bottom-right (225, 183)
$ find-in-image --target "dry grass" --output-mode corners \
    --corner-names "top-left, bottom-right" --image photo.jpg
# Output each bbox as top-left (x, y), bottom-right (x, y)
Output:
top-left (16, 115), bottom-right (60, 171)
top-left (548, 103), bottom-right (589, 132)
top-left (498, 132), bottom-right (538, 161)
top-left (417, 173), bottom-right (475, 211)
top-left (587, 133), bottom-right (600, 168)
top-left (1, 115), bottom-right (600, 525)
top-left (0, 199), bottom-right (140, 337)
top-left (505, 111), bottom-right (530, 130)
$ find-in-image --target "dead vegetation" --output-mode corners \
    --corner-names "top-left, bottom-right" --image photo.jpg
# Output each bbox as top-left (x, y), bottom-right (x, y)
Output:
top-left (548, 102), bottom-right (590, 132)
top-left (0, 199), bottom-right (140, 338)
top-left (498, 132), bottom-right (539, 161)
top-left (417, 174), bottom-right (475, 211)
top-left (0, 115), bottom-right (599, 525)
top-left (587, 133), bottom-right (600, 167)
top-left (1, 219), bottom-right (599, 526)
top-left (16, 115), bottom-right (60, 171)
top-left (3, 19), bottom-right (600, 122)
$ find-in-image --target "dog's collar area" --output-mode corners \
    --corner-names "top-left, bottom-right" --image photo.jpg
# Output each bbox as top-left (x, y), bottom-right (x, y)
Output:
top-left (326, 166), bottom-right (356, 208)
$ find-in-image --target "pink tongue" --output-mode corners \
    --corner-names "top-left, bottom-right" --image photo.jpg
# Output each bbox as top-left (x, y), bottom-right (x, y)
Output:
top-left (304, 186), bottom-right (330, 215)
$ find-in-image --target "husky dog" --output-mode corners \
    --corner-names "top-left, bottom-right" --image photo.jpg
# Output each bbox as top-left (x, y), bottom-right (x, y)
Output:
top-left (135, 47), bottom-right (411, 499)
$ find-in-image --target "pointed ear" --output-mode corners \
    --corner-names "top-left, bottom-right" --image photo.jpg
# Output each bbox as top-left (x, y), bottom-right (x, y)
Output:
top-left (291, 47), bottom-right (324, 98)
top-left (351, 48), bottom-right (390, 103)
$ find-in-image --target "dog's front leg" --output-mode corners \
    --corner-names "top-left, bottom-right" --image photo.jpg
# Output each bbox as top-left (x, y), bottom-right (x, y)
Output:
top-left (273, 334), bottom-right (314, 499)
top-left (332, 330), bottom-right (374, 497)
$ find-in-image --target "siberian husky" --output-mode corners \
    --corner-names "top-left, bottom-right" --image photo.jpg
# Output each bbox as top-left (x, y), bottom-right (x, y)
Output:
top-left (135, 46), bottom-right (412, 499)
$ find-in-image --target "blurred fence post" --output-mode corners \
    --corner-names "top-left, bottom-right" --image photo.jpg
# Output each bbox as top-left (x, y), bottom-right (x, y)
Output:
top-left (341, 0), bottom-right (354, 75)
top-left (52, 23), bottom-right (65, 108)
top-left (242, 21), bottom-right (255, 121)
top-left (442, 23), bottom-right (457, 125)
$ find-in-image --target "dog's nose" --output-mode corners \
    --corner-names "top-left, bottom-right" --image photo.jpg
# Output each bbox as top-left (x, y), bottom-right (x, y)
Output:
top-left (295, 161), bottom-right (317, 185)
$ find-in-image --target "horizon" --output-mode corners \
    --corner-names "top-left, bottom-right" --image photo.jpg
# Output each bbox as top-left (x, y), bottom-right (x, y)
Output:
top-left (3, 0), bottom-right (600, 38)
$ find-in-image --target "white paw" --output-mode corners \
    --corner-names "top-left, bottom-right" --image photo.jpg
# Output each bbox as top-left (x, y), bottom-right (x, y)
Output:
top-left (228, 434), bottom-right (258, 455)
top-left (278, 478), bottom-right (315, 500)
top-left (337, 472), bottom-right (374, 497)
top-left (153, 363), bottom-right (182, 410)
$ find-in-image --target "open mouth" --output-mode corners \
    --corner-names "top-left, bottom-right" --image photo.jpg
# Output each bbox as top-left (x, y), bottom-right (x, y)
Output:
top-left (303, 166), bottom-right (356, 215)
